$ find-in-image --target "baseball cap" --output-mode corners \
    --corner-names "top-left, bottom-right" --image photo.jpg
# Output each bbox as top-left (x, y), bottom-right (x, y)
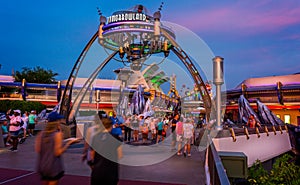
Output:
top-left (14, 110), bottom-right (21, 114)
top-left (47, 112), bottom-right (65, 122)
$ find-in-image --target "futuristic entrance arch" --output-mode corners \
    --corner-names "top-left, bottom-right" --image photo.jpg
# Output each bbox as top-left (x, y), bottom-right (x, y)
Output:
top-left (59, 5), bottom-right (214, 123)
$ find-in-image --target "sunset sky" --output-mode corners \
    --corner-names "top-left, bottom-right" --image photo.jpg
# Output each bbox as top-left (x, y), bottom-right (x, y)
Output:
top-left (1, 0), bottom-right (299, 89)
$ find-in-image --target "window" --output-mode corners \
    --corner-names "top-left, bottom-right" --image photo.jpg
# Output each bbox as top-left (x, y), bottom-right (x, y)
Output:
top-left (284, 115), bottom-right (291, 124)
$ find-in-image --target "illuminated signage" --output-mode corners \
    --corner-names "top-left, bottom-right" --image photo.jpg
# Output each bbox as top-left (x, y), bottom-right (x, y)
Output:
top-left (107, 13), bottom-right (147, 24)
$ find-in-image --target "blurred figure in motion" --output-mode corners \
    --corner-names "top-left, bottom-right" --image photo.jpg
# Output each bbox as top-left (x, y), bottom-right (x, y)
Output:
top-left (35, 112), bottom-right (79, 185)
top-left (88, 117), bottom-right (123, 185)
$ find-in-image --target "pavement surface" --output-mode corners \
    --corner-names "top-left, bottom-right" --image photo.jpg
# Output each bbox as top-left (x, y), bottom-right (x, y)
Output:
top-left (0, 131), bottom-right (207, 185)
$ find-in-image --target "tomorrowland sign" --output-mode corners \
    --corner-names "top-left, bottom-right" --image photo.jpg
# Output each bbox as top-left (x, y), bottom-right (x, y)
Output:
top-left (107, 12), bottom-right (147, 24)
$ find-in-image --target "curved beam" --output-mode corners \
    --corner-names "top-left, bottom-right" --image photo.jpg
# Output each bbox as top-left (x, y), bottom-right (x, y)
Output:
top-left (161, 28), bottom-right (214, 120)
top-left (171, 47), bottom-right (214, 121)
top-left (59, 31), bottom-right (98, 122)
top-left (68, 51), bottom-right (118, 122)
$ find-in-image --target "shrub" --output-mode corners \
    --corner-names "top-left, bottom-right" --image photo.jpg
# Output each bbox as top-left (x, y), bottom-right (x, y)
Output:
top-left (248, 154), bottom-right (300, 185)
top-left (0, 100), bottom-right (46, 114)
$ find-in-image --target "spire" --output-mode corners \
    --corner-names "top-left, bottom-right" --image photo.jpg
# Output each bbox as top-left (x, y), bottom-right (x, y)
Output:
top-left (158, 2), bottom-right (164, 11)
top-left (96, 7), bottom-right (102, 16)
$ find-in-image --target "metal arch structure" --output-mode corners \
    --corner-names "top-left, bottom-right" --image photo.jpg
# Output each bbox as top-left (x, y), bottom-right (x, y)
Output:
top-left (59, 5), bottom-right (215, 123)
top-left (68, 51), bottom-right (118, 121)
top-left (59, 31), bottom-right (98, 123)
top-left (170, 47), bottom-right (214, 121)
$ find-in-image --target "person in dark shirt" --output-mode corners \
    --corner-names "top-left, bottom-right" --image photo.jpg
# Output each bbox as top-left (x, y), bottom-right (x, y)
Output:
top-left (35, 112), bottom-right (80, 185)
top-left (89, 118), bottom-right (123, 185)
top-left (171, 114), bottom-right (179, 150)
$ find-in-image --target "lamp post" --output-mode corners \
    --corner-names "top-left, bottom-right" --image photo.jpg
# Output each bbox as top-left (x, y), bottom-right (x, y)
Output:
top-left (95, 90), bottom-right (100, 111)
top-left (213, 56), bottom-right (224, 130)
top-left (114, 68), bottom-right (133, 115)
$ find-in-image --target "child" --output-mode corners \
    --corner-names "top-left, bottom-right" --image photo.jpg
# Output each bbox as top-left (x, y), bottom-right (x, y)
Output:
top-left (141, 123), bottom-right (149, 144)
top-left (162, 123), bottom-right (168, 142)
top-left (131, 114), bottom-right (139, 142)
top-left (1, 120), bottom-right (10, 146)
top-left (149, 118), bottom-right (157, 141)
top-left (156, 118), bottom-right (164, 143)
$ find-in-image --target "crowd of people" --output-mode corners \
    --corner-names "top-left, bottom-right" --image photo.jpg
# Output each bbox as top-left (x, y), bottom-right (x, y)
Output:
top-left (99, 111), bottom-right (199, 149)
top-left (1, 108), bottom-right (201, 185)
top-left (1, 109), bottom-right (38, 152)
top-left (79, 110), bottom-right (200, 185)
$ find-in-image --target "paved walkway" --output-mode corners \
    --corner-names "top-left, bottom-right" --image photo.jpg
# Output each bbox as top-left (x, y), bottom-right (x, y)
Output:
top-left (0, 134), bottom-right (206, 185)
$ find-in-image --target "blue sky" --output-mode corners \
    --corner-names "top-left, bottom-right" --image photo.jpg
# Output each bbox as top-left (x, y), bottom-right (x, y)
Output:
top-left (1, 0), bottom-right (300, 89)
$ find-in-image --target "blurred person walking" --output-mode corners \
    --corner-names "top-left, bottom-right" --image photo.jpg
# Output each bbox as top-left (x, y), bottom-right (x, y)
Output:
top-left (88, 118), bottom-right (123, 185)
top-left (35, 112), bottom-right (80, 185)
top-left (183, 119), bottom-right (195, 157)
top-left (176, 117), bottom-right (184, 155)
top-left (170, 114), bottom-right (179, 151)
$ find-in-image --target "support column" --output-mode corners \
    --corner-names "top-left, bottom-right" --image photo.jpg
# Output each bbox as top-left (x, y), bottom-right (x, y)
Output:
top-left (213, 56), bottom-right (224, 130)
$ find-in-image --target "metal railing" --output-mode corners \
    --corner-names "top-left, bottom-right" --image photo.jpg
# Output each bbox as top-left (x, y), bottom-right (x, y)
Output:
top-left (206, 134), bottom-right (230, 185)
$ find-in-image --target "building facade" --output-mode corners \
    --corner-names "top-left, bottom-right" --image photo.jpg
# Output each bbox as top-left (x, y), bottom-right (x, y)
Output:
top-left (225, 73), bottom-right (300, 125)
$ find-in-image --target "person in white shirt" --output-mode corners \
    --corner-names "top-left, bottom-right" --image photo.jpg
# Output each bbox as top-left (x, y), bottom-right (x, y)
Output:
top-left (183, 119), bottom-right (194, 157)
top-left (20, 111), bottom-right (29, 143)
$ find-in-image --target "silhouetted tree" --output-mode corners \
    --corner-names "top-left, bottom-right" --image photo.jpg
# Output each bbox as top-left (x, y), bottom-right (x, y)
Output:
top-left (14, 66), bottom-right (58, 84)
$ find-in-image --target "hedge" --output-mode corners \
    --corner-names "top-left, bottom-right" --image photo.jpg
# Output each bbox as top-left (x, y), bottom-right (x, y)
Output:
top-left (0, 100), bottom-right (46, 114)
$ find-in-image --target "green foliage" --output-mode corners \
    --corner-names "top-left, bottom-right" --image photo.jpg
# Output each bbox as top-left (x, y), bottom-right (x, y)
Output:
top-left (248, 160), bottom-right (269, 184)
top-left (247, 154), bottom-right (300, 185)
top-left (269, 154), bottom-right (300, 185)
top-left (0, 100), bottom-right (46, 114)
top-left (14, 66), bottom-right (58, 84)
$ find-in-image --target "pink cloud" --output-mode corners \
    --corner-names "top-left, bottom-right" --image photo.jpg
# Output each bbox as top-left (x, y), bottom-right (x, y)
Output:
top-left (173, 1), bottom-right (300, 36)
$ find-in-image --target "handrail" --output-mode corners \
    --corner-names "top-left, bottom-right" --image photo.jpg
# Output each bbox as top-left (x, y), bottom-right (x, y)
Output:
top-left (206, 134), bottom-right (230, 185)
